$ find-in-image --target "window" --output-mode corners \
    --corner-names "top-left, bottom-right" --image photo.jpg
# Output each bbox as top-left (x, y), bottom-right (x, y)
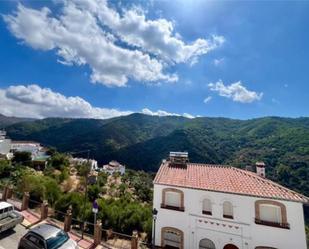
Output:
top-left (199, 238), bottom-right (216, 249)
top-left (255, 200), bottom-right (289, 229)
top-left (260, 204), bottom-right (281, 223)
top-left (161, 188), bottom-right (184, 211)
top-left (223, 244), bottom-right (239, 249)
top-left (202, 199), bottom-right (212, 215)
top-left (161, 227), bottom-right (183, 249)
top-left (26, 235), bottom-right (45, 249)
top-left (46, 230), bottom-right (69, 249)
top-left (223, 201), bottom-right (233, 219)
top-left (166, 191), bottom-right (181, 207)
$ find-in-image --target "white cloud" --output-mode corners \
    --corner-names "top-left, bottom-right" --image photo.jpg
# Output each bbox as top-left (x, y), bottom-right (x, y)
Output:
top-left (213, 58), bottom-right (224, 66)
top-left (0, 84), bottom-right (132, 119)
top-left (203, 96), bottom-right (212, 104)
top-left (141, 108), bottom-right (194, 118)
top-left (76, 0), bottom-right (224, 64)
top-left (0, 84), bottom-right (195, 119)
top-left (208, 80), bottom-right (263, 103)
top-left (3, 1), bottom-right (223, 87)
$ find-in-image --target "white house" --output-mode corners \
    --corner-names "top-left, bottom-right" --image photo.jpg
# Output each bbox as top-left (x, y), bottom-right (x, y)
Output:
top-left (153, 152), bottom-right (308, 249)
top-left (11, 141), bottom-right (41, 157)
top-left (102, 160), bottom-right (126, 175)
top-left (70, 157), bottom-right (98, 171)
top-left (0, 130), bottom-right (12, 159)
top-left (10, 140), bottom-right (51, 161)
top-left (0, 137), bottom-right (11, 159)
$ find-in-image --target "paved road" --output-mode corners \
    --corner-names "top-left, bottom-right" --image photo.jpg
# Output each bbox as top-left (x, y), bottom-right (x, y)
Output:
top-left (0, 225), bottom-right (27, 249)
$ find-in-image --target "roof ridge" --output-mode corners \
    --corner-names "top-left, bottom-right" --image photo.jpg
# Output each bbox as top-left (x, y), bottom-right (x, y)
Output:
top-left (188, 162), bottom-right (231, 168)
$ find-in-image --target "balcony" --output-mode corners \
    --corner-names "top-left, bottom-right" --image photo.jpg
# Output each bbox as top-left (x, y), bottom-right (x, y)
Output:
top-left (255, 218), bottom-right (290, 229)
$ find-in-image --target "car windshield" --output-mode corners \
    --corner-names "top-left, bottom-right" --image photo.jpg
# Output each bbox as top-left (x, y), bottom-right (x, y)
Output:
top-left (46, 230), bottom-right (69, 249)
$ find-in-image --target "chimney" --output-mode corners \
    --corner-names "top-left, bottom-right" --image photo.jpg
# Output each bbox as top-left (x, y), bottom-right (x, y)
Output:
top-left (169, 152), bottom-right (189, 167)
top-left (255, 162), bottom-right (266, 178)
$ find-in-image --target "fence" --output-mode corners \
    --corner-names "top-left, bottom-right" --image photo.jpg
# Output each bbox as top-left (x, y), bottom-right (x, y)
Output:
top-left (0, 185), bottom-right (150, 249)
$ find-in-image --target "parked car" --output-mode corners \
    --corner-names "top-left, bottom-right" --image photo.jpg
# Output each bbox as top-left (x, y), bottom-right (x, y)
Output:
top-left (18, 223), bottom-right (78, 249)
top-left (0, 201), bottom-right (24, 233)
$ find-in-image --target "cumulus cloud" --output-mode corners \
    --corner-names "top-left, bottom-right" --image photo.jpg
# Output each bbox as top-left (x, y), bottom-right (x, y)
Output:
top-left (141, 108), bottom-right (194, 118)
top-left (3, 0), bottom-right (223, 87)
top-left (203, 96), bottom-right (212, 104)
top-left (0, 84), bottom-right (195, 119)
top-left (0, 84), bottom-right (132, 119)
top-left (208, 80), bottom-right (263, 103)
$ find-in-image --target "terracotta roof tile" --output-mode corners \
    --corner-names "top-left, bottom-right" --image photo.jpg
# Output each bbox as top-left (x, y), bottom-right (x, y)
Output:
top-left (154, 162), bottom-right (308, 203)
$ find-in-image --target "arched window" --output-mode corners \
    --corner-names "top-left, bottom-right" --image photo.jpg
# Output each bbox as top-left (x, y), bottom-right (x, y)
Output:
top-left (161, 188), bottom-right (184, 211)
top-left (199, 238), bottom-right (216, 249)
top-left (260, 204), bottom-right (281, 223)
top-left (202, 199), bottom-right (212, 215)
top-left (223, 244), bottom-right (239, 249)
top-left (161, 227), bottom-right (183, 249)
top-left (223, 201), bottom-right (233, 219)
top-left (255, 200), bottom-right (289, 229)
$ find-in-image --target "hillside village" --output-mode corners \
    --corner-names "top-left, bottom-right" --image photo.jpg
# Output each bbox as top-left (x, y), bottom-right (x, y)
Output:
top-left (1, 128), bottom-right (309, 248)
top-left (0, 0), bottom-right (309, 248)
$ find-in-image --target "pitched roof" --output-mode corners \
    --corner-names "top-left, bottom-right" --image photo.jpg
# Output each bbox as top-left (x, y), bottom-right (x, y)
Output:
top-left (154, 162), bottom-right (308, 203)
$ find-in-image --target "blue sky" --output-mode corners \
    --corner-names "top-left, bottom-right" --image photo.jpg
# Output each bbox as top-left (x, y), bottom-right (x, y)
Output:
top-left (0, 0), bottom-right (308, 119)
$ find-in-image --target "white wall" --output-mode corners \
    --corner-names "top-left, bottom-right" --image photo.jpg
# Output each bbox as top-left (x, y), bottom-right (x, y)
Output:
top-left (0, 139), bottom-right (11, 155)
top-left (153, 184), bottom-right (307, 249)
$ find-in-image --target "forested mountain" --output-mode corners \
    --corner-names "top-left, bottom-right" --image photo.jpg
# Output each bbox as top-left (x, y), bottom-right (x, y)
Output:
top-left (0, 114), bottom-right (34, 128)
top-left (2, 113), bottom-right (309, 197)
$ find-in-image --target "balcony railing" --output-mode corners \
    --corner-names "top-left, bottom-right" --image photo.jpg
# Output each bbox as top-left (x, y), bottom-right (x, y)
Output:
top-left (255, 218), bottom-right (290, 229)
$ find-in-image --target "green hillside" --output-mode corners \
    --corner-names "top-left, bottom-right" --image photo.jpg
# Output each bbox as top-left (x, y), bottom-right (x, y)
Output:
top-left (0, 114), bottom-right (34, 128)
top-left (2, 113), bottom-right (309, 197)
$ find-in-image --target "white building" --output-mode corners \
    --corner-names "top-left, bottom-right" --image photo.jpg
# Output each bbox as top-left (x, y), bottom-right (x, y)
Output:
top-left (70, 157), bottom-right (98, 171)
top-left (153, 152), bottom-right (308, 249)
top-left (11, 141), bottom-right (41, 157)
top-left (10, 141), bottom-right (51, 163)
top-left (0, 138), bottom-right (11, 159)
top-left (0, 130), bottom-right (11, 159)
top-left (102, 160), bottom-right (125, 175)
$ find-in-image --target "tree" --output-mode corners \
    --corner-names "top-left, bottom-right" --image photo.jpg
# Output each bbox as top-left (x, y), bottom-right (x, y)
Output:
top-left (18, 172), bottom-right (61, 206)
top-left (87, 184), bottom-right (100, 201)
top-left (97, 172), bottom-right (108, 187)
top-left (0, 160), bottom-right (12, 178)
top-left (76, 162), bottom-right (91, 177)
top-left (48, 153), bottom-right (69, 170)
top-left (44, 177), bottom-right (61, 207)
top-left (55, 192), bottom-right (91, 221)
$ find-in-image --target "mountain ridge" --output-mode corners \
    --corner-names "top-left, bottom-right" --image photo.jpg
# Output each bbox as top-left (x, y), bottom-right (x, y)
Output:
top-left (1, 113), bottom-right (308, 196)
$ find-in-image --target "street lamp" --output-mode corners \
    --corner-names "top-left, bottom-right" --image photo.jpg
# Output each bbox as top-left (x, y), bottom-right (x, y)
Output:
top-left (152, 208), bottom-right (158, 249)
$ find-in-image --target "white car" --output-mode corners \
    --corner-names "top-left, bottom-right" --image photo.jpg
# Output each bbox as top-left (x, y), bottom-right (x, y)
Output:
top-left (18, 223), bottom-right (78, 249)
top-left (0, 201), bottom-right (24, 233)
